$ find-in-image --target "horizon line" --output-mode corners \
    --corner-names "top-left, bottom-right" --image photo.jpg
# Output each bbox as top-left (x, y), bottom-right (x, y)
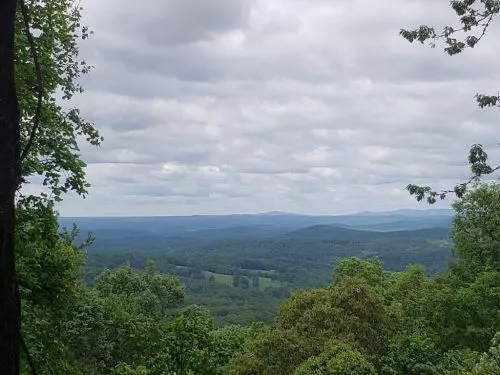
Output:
top-left (58, 207), bottom-right (454, 219)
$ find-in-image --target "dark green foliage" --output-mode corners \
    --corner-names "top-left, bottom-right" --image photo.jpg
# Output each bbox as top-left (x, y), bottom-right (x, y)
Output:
top-left (471, 332), bottom-right (500, 374)
top-left (94, 261), bottom-right (184, 319)
top-left (232, 274), bottom-right (240, 288)
top-left (381, 333), bottom-right (440, 375)
top-left (17, 202), bottom-right (88, 374)
top-left (58, 266), bottom-right (250, 375)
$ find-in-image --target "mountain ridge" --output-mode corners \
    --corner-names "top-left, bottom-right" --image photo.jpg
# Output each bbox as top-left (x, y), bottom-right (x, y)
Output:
top-left (60, 208), bottom-right (454, 244)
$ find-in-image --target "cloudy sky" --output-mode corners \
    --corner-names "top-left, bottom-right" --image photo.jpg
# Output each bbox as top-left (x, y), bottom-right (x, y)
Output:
top-left (58, 0), bottom-right (500, 216)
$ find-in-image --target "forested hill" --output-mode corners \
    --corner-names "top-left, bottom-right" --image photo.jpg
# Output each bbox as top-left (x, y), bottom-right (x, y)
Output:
top-left (60, 209), bottom-right (453, 240)
top-left (73, 210), bottom-right (454, 325)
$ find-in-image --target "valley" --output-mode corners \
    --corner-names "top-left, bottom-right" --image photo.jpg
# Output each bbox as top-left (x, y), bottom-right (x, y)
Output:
top-left (66, 210), bottom-right (455, 324)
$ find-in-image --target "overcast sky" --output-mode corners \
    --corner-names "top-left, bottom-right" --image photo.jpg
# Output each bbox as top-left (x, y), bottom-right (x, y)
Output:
top-left (57, 0), bottom-right (500, 216)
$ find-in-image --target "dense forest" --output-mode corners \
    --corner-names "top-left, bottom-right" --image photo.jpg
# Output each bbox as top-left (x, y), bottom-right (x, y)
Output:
top-left (2, 0), bottom-right (500, 374)
top-left (82, 222), bottom-right (453, 325)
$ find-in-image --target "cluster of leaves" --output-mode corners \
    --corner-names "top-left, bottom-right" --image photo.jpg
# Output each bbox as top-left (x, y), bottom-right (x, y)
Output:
top-left (17, 201), bottom-right (88, 374)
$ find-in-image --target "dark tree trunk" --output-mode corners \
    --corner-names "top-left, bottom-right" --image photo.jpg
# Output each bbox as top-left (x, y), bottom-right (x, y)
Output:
top-left (0, 0), bottom-right (21, 374)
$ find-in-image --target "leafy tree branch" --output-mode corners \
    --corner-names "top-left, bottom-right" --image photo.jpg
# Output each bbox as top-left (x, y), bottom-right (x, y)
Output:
top-left (400, 0), bottom-right (500, 203)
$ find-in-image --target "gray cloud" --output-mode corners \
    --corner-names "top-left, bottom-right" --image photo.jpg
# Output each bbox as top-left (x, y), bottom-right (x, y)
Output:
top-left (56, 0), bottom-right (500, 216)
top-left (89, 0), bottom-right (250, 46)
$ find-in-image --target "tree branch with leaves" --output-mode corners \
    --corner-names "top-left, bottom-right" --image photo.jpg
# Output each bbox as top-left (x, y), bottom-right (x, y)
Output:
top-left (400, 0), bottom-right (500, 203)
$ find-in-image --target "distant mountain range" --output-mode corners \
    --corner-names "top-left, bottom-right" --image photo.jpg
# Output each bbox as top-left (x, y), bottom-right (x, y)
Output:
top-left (60, 209), bottom-right (454, 244)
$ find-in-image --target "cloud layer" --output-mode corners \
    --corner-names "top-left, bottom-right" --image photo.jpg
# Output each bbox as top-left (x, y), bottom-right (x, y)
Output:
top-left (58, 0), bottom-right (500, 216)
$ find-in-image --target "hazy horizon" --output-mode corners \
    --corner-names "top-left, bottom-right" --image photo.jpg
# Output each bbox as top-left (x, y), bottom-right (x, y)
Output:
top-left (58, 207), bottom-right (454, 218)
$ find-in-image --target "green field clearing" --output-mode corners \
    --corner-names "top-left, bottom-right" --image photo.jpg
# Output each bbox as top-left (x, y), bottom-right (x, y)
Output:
top-left (203, 271), bottom-right (282, 290)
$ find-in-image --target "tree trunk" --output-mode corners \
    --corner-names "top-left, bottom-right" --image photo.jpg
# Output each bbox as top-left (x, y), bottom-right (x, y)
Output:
top-left (0, 0), bottom-right (21, 374)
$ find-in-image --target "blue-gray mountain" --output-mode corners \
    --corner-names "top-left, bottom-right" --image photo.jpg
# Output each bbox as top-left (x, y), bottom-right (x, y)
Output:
top-left (60, 209), bottom-right (453, 242)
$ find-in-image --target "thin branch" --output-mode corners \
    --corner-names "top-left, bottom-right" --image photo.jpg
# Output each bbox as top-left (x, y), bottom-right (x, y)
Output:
top-left (21, 333), bottom-right (38, 375)
top-left (407, 163), bottom-right (500, 204)
top-left (401, 10), bottom-right (497, 53)
top-left (440, 164), bottom-right (500, 196)
top-left (437, 12), bottom-right (494, 38)
top-left (475, 14), bottom-right (494, 43)
top-left (19, 0), bottom-right (43, 164)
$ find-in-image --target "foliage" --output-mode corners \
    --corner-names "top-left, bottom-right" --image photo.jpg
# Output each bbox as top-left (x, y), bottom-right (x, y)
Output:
top-left (16, 200), bottom-right (87, 375)
top-left (95, 261), bottom-right (184, 319)
top-left (13, 182), bottom-right (500, 374)
top-left (294, 342), bottom-right (377, 375)
top-left (15, 0), bottom-right (102, 202)
top-left (112, 364), bottom-right (150, 375)
top-left (61, 264), bottom-right (185, 374)
top-left (333, 257), bottom-right (391, 292)
top-left (381, 333), bottom-right (439, 375)
top-left (228, 328), bottom-right (312, 375)
top-left (470, 332), bottom-right (500, 374)
top-left (451, 183), bottom-right (500, 273)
